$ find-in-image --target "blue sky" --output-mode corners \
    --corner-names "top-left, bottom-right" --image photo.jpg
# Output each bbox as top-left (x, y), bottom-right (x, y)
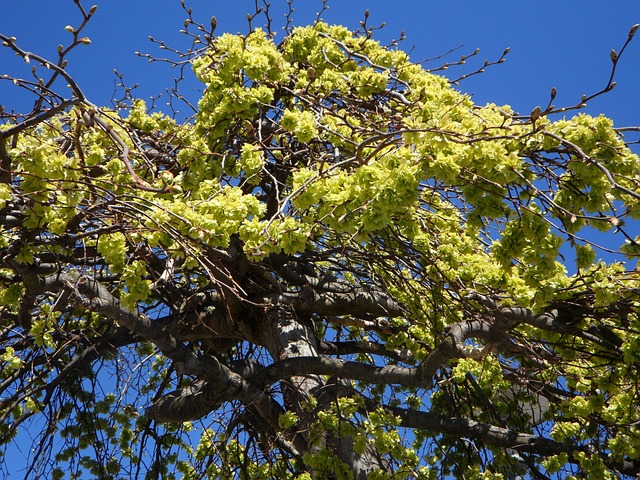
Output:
top-left (2, 1), bottom-right (639, 263)
top-left (2, 1), bottom-right (639, 126)
top-left (1, 1), bottom-right (640, 476)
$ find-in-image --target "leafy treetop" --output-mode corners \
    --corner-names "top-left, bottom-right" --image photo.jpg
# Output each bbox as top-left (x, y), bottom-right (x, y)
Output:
top-left (1, 6), bottom-right (640, 479)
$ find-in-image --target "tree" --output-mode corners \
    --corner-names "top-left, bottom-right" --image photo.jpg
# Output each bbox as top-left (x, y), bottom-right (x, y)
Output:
top-left (1, 2), bottom-right (640, 478)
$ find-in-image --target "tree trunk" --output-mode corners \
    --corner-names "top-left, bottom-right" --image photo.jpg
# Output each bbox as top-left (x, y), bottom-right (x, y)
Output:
top-left (258, 303), bottom-right (388, 479)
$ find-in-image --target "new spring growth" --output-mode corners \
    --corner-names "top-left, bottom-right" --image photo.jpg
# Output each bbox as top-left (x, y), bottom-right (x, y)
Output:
top-left (530, 105), bottom-right (542, 121)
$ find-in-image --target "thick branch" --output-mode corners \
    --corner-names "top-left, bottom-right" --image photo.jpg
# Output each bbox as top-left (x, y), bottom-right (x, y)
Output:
top-left (145, 358), bottom-right (288, 447)
top-left (145, 358), bottom-right (242, 422)
top-left (260, 285), bottom-right (402, 318)
top-left (253, 355), bottom-right (430, 390)
top-left (382, 404), bottom-right (574, 456)
top-left (381, 404), bottom-right (639, 476)
top-left (23, 269), bottom-right (209, 378)
top-left (318, 340), bottom-right (413, 363)
top-left (255, 318), bottom-right (503, 391)
top-left (419, 318), bottom-right (508, 379)
top-left (468, 292), bottom-right (621, 351)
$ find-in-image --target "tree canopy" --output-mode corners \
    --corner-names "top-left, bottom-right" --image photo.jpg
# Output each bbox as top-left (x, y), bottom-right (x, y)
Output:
top-left (2, 3), bottom-right (640, 479)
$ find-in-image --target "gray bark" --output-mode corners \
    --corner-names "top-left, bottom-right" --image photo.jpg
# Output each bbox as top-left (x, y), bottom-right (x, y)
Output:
top-left (256, 303), bottom-right (390, 480)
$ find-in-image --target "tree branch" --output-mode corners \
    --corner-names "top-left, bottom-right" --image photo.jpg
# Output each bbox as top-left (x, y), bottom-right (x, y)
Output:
top-left (254, 318), bottom-right (506, 391)
top-left (260, 284), bottom-right (402, 318)
top-left (19, 268), bottom-right (211, 378)
top-left (384, 404), bottom-right (574, 455)
top-left (380, 403), bottom-right (639, 477)
top-left (253, 355), bottom-right (431, 390)
top-left (468, 292), bottom-right (622, 351)
top-left (318, 340), bottom-right (414, 363)
top-left (0, 98), bottom-right (82, 139)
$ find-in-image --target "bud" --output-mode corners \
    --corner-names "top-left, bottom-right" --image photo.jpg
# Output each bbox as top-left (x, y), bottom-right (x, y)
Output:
top-left (65, 25), bottom-right (75, 33)
top-left (550, 86), bottom-right (557, 100)
top-left (89, 4), bottom-right (98, 15)
top-left (610, 49), bottom-right (618, 62)
top-left (629, 24), bottom-right (639, 39)
top-left (57, 44), bottom-right (63, 54)
top-left (211, 16), bottom-right (217, 32)
top-left (80, 37), bottom-right (91, 45)
top-left (24, 55), bottom-right (30, 64)
top-left (307, 66), bottom-right (316, 80)
top-left (160, 170), bottom-right (174, 183)
top-left (530, 105), bottom-right (541, 120)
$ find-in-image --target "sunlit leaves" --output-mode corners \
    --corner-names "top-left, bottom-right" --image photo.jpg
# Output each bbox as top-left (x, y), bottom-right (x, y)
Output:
top-left (127, 99), bottom-right (176, 133)
top-left (121, 260), bottom-right (152, 310)
top-left (0, 184), bottom-right (11, 210)
top-left (280, 108), bottom-right (318, 144)
top-left (0, 347), bottom-right (23, 372)
top-left (239, 143), bottom-right (265, 180)
top-left (278, 411), bottom-right (299, 429)
top-left (97, 232), bottom-right (127, 273)
top-left (2, 12), bottom-right (640, 480)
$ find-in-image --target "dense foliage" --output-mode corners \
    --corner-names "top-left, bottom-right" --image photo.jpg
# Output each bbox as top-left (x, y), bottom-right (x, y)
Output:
top-left (1, 3), bottom-right (640, 479)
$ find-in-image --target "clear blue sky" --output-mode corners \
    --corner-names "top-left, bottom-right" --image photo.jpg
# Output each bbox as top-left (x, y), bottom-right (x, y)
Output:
top-left (2, 1), bottom-right (640, 126)
top-left (1, 1), bottom-right (640, 476)
top-left (2, 1), bottom-right (639, 257)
